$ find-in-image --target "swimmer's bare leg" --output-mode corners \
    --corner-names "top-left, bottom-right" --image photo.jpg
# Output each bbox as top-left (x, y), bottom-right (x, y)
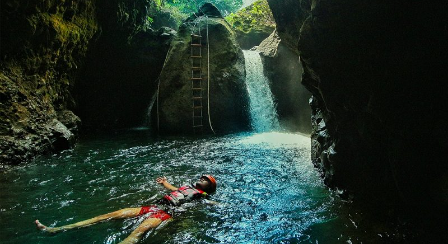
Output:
top-left (119, 217), bottom-right (163, 244)
top-left (35, 207), bottom-right (141, 233)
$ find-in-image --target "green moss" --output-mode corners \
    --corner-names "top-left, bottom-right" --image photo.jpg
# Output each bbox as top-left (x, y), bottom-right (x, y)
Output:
top-left (44, 13), bottom-right (96, 45)
top-left (225, 0), bottom-right (275, 34)
top-left (1, 0), bottom-right (99, 164)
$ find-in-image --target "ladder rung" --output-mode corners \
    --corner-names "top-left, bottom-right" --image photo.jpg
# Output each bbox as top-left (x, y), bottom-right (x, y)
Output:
top-left (191, 56), bottom-right (202, 58)
top-left (192, 88), bottom-right (202, 90)
top-left (192, 67), bottom-right (201, 70)
top-left (192, 97), bottom-right (202, 100)
top-left (193, 106), bottom-right (203, 109)
top-left (191, 44), bottom-right (202, 47)
top-left (191, 77), bottom-right (202, 80)
top-left (191, 34), bottom-right (202, 37)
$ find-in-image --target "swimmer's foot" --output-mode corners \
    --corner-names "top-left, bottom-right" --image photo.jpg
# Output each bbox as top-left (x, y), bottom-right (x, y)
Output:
top-left (35, 220), bottom-right (59, 233)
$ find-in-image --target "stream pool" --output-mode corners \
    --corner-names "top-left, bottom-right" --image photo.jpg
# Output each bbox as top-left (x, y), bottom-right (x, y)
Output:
top-left (0, 130), bottom-right (415, 243)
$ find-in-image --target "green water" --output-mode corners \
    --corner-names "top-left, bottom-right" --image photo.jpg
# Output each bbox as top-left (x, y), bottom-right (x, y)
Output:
top-left (1, 130), bottom-right (413, 243)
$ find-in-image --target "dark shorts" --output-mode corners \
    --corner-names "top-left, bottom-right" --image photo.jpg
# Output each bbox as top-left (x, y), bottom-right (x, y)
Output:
top-left (139, 205), bottom-right (171, 221)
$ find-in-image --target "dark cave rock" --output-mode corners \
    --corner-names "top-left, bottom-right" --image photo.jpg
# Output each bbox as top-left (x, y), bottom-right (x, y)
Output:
top-left (267, 0), bottom-right (448, 220)
top-left (74, 0), bottom-right (175, 130)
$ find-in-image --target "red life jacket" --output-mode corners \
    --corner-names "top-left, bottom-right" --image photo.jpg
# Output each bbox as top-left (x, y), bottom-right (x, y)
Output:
top-left (164, 185), bottom-right (207, 206)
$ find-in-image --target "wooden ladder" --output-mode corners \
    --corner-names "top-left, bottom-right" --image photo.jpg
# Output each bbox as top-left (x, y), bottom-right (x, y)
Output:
top-left (191, 30), bottom-right (203, 133)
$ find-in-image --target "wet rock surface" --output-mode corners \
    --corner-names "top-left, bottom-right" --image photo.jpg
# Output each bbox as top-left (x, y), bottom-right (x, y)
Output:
top-left (155, 4), bottom-right (249, 135)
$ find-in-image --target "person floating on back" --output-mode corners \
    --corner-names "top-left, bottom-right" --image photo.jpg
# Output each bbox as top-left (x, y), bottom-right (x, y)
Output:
top-left (35, 175), bottom-right (217, 244)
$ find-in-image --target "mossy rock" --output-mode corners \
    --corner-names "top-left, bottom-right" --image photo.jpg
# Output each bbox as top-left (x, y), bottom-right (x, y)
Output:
top-left (226, 0), bottom-right (276, 49)
top-left (0, 0), bottom-right (98, 165)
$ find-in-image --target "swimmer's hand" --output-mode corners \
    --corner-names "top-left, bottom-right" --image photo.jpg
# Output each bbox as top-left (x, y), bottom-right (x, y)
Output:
top-left (156, 176), bottom-right (167, 184)
top-left (156, 176), bottom-right (178, 191)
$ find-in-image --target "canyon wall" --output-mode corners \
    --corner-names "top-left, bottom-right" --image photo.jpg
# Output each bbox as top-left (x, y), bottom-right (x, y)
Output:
top-left (1, 0), bottom-right (174, 164)
top-left (1, 0), bottom-right (98, 164)
top-left (74, 0), bottom-right (174, 130)
top-left (267, 0), bottom-right (448, 219)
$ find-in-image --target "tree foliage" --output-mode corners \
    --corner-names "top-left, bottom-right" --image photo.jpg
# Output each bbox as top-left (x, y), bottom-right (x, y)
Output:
top-left (155, 0), bottom-right (243, 16)
top-left (147, 0), bottom-right (244, 30)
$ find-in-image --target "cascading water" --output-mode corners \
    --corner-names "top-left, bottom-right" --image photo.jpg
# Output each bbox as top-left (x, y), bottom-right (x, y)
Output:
top-left (243, 50), bottom-right (281, 132)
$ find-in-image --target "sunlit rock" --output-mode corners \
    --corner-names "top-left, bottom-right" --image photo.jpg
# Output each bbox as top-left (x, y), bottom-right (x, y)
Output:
top-left (257, 30), bottom-right (312, 134)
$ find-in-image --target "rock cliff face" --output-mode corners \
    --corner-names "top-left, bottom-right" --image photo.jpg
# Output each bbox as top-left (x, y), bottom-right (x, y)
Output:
top-left (155, 4), bottom-right (249, 135)
top-left (1, 0), bottom-right (175, 164)
top-left (266, 0), bottom-right (309, 55)
top-left (267, 0), bottom-right (448, 218)
top-left (257, 30), bottom-right (311, 133)
top-left (0, 0), bottom-right (98, 164)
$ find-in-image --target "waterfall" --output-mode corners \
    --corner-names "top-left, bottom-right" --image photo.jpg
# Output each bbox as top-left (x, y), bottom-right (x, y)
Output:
top-left (243, 50), bottom-right (280, 132)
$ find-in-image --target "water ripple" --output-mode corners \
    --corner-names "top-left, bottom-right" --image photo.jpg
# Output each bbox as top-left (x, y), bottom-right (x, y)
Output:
top-left (0, 131), bottom-right (414, 243)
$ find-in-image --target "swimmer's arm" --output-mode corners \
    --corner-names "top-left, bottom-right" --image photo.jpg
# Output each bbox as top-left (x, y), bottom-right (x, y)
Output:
top-left (156, 176), bottom-right (178, 191)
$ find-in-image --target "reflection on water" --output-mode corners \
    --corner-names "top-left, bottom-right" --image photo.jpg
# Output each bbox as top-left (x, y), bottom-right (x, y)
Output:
top-left (240, 132), bottom-right (310, 148)
top-left (0, 131), bottom-right (417, 243)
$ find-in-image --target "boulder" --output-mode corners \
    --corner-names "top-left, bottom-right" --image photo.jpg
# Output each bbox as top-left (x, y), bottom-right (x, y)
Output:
top-left (155, 4), bottom-right (249, 135)
top-left (257, 30), bottom-right (281, 57)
